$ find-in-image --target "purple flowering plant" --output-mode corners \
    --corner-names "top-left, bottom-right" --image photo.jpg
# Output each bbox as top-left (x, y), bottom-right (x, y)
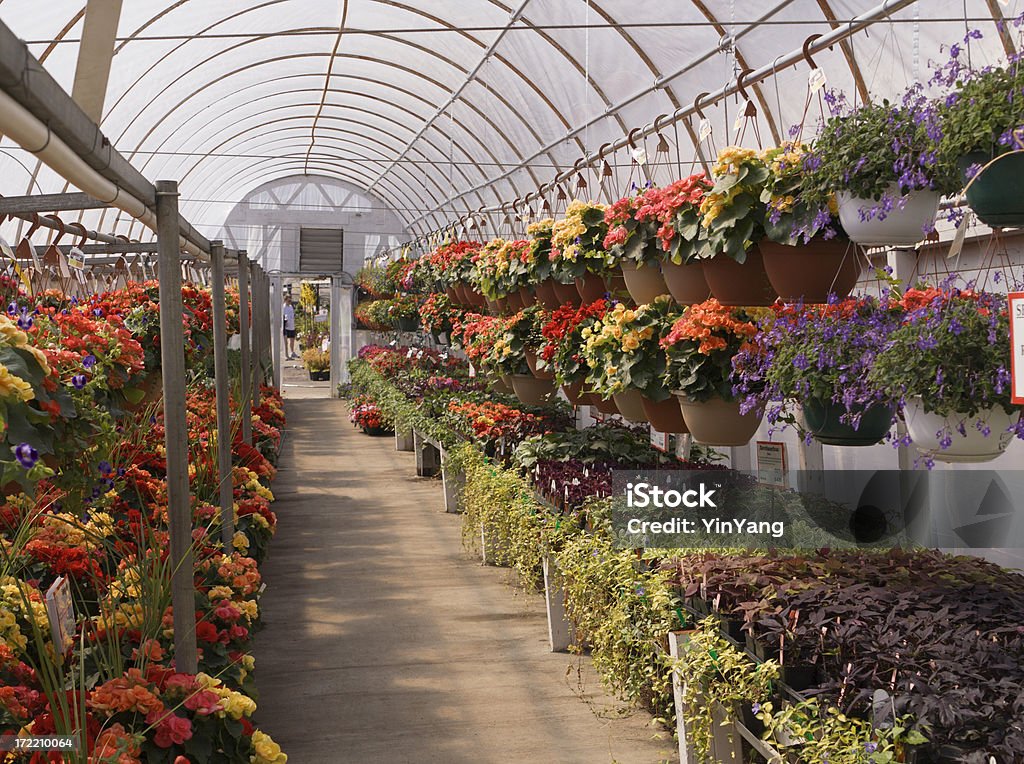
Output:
top-left (733, 297), bottom-right (902, 435)
top-left (868, 279), bottom-right (1021, 426)
top-left (932, 19), bottom-right (1024, 192)
top-left (800, 85), bottom-right (949, 224)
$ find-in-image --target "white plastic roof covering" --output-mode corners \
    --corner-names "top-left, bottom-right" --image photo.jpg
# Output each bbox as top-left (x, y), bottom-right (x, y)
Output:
top-left (0, 0), bottom-right (1021, 246)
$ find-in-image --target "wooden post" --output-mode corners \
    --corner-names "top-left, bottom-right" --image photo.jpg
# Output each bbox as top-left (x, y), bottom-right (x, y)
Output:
top-left (155, 180), bottom-right (198, 674)
top-left (210, 241), bottom-right (234, 547)
top-left (237, 252), bottom-right (252, 446)
top-left (330, 277), bottom-right (343, 397)
top-left (270, 273), bottom-right (282, 388)
top-left (542, 555), bottom-right (571, 652)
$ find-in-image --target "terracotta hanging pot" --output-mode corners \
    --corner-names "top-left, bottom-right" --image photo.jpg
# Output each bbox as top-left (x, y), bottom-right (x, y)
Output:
top-left (553, 280), bottom-right (582, 306)
top-left (518, 286), bottom-right (537, 307)
top-left (575, 272), bottom-right (607, 303)
top-left (493, 374), bottom-right (515, 394)
top-left (485, 297), bottom-right (501, 316)
top-left (620, 261), bottom-right (670, 305)
top-left (510, 374), bottom-right (557, 406)
top-left (673, 392), bottom-right (762, 446)
top-left (525, 349), bottom-right (555, 380)
top-left (445, 286), bottom-right (461, 304)
top-left (467, 287), bottom-right (488, 309)
top-left (504, 290), bottom-right (525, 312)
top-left (661, 260), bottom-right (713, 306)
top-left (560, 380), bottom-right (589, 405)
top-left (702, 246), bottom-right (778, 307)
top-left (591, 396), bottom-right (620, 415)
top-left (612, 389), bottom-right (649, 423)
top-left (760, 238), bottom-right (863, 304)
top-left (534, 279), bottom-right (561, 310)
top-left (641, 394), bottom-right (689, 433)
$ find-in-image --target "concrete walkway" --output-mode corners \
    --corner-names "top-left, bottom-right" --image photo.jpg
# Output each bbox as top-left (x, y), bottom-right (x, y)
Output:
top-left (255, 398), bottom-right (675, 764)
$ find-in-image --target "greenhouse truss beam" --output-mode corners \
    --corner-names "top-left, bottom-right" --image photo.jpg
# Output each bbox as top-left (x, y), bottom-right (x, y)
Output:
top-left (0, 192), bottom-right (110, 214)
top-left (455, 0), bottom-right (919, 226)
top-left (70, 0), bottom-right (123, 123)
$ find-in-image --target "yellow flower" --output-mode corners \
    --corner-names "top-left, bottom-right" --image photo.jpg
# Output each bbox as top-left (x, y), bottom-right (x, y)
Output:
top-left (0, 317), bottom-right (28, 347)
top-left (232, 531), bottom-right (250, 552)
top-left (621, 333), bottom-right (640, 352)
top-left (250, 730), bottom-right (288, 764)
top-left (0, 365), bottom-right (33, 402)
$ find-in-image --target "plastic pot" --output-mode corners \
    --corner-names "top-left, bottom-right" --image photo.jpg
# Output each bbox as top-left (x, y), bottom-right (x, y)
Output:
top-left (760, 238), bottom-right (863, 304)
top-left (575, 271), bottom-right (607, 303)
top-left (525, 349), bottom-right (555, 380)
top-left (308, 370), bottom-right (330, 381)
top-left (504, 290), bottom-right (525, 312)
top-left (604, 265), bottom-right (629, 302)
top-left (837, 186), bottom-right (940, 246)
top-left (802, 398), bottom-right (894, 446)
top-left (960, 151), bottom-right (1024, 227)
top-left (591, 396), bottom-right (620, 415)
top-left (702, 245), bottom-right (777, 306)
top-left (534, 279), bottom-right (561, 310)
top-left (612, 389), bottom-right (648, 423)
top-left (620, 260), bottom-right (669, 304)
top-left (661, 260), bottom-right (712, 305)
top-left (904, 397), bottom-right (1020, 463)
top-left (640, 394), bottom-right (689, 433)
top-left (673, 392), bottom-right (762, 446)
top-left (510, 374), bottom-right (557, 406)
top-left (493, 374), bottom-right (515, 394)
top-left (560, 380), bottom-right (589, 405)
top-left (518, 286), bottom-right (537, 307)
top-left (553, 280), bottom-right (582, 306)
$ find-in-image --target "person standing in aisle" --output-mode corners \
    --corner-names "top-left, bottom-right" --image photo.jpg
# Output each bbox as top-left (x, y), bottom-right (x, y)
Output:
top-left (283, 293), bottom-right (297, 360)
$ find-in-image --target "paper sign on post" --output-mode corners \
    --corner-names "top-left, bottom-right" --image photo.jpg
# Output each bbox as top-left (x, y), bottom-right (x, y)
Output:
top-left (649, 426), bottom-right (670, 453)
top-left (1010, 292), bottom-right (1024, 405)
top-left (45, 576), bottom-right (75, 653)
top-left (756, 441), bottom-right (787, 488)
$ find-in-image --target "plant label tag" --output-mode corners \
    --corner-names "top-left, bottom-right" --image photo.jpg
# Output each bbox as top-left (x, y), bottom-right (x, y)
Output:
top-left (649, 426), bottom-right (669, 453)
top-left (698, 118), bottom-right (712, 142)
top-left (808, 68), bottom-right (827, 92)
top-left (631, 147), bottom-right (648, 166)
top-left (756, 441), bottom-right (787, 488)
top-left (1010, 292), bottom-right (1024, 405)
top-left (45, 576), bottom-right (75, 652)
top-left (947, 218), bottom-right (968, 259)
top-left (468, 362), bottom-right (476, 378)
top-left (733, 114), bottom-right (745, 135)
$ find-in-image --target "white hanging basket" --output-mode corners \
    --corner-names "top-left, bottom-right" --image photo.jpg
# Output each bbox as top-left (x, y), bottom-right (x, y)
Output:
top-left (837, 186), bottom-right (940, 247)
top-left (904, 397), bottom-right (1020, 463)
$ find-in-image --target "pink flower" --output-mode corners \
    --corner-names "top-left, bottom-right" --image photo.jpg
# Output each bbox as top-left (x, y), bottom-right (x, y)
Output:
top-left (184, 689), bottom-right (224, 716)
top-left (148, 710), bottom-right (193, 748)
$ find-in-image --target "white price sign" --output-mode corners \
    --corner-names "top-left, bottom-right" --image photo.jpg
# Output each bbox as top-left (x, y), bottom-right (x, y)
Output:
top-left (1010, 292), bottom-right (1024, 405)
top-left (756, 441), bottom-right (787, 488)
top-left (649, 426), bottom-right (670, 453)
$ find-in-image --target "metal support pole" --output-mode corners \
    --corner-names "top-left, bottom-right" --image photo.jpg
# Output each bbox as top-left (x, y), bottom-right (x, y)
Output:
top-left (210, 241), bottom-right (234, 547)
top-left (250, 265), bottom-right (263, 398)
top-left (329, 277), bottom-right (343, 397)
top-left (155, 180), bottom-right (198, 674)
top-left (270, 274), bottom-right (282, 388)
top-left (238, 252), bottom-right (252, 446)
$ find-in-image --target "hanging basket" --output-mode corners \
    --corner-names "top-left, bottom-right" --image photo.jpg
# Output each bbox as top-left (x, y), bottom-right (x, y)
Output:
top-left (362, 425), bottom-right (394, 437)
top-left (560, 380), bottom-right (589, 405)
top-left (641, 394), bottom-right (689, 433)
top-left (493, 374), bottom-right (515, 394)
top-left (904, 397), bottom-right (1020, 463)
top-left (466, 287), bottom-right (488, 308)
top-left (661, 260), bottom-right (713, 305)
top-left (591, 395), bottom-right (620, 415)
top-left (504, 290), bottom-right (525, 312)
top-left (620, 260), bottom-right (670, 305)
top-left (612, 389), bottom-right (649, 423)
top-left (553, 280), bottom-right (582, 306)
top-left (534, 279), bottom-right (561, 310)
top-left (702, 246), bottom-right (778, 307)
top-left (445, 286), bottom-right (461, 304)
top-left (510, 374), bottom-right (557, 406)
top-left (760, 238), bottom-right (863, 304)
top-left (396, 317), bottom-right (418, 332)
top-left (518, 286), bottom-right (537, 307)
top-left (525, 349), bottom-right (555, 380)
top-left (959, 152), bottom-right (1024, 228)
top-left (802, 398), bottom-right (894, 447)
top-left (575, 272), bottom-right (607, 303)
top-left (673, 392), bottom-right (762, 446)
top-left (837, 187), bottom-right (940, 247)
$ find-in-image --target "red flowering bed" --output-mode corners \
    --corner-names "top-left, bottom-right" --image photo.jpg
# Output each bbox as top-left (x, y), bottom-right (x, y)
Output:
top-left (0, 281), bottom-right (288, 764)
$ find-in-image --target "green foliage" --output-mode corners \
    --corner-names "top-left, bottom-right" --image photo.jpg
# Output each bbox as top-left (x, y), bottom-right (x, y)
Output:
top-left (511, 424), bottom-right (670, 470)
top-left (696, 149), bottom-right (769, 263)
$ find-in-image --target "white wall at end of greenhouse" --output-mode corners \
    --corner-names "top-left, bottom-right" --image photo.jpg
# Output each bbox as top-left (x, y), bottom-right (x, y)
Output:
top-left (213, 175), bottom-right (408, 275)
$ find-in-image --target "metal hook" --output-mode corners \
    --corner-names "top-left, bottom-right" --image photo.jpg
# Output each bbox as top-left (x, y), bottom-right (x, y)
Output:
top-left (653, 113), bottom-right (671, 132)
top-left (51, 216), bottom-right (67, 244)
top-left (627, 127), bottom-right (642, 150)
top-left (737, 68), bottom-right (755, 104)
top-left (598, 142), bottom-right (612, 159)
top-left (70, 222), bottom-right (88, 248)
top-left (802, 34), bottom-right (823, 70)
top-left (26, 214), bottom-right (42, 239)
top-left (694, 92), bottom-right (711, 120)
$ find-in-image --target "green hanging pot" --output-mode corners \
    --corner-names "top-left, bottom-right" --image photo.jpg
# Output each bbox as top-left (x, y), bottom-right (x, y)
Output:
top-left (959, 151), bottom-right (1024, 227)
top-left (802, 398), bottom-right (895, 447)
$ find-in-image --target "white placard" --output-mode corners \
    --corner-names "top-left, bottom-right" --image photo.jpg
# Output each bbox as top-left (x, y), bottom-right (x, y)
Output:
top-left (46, 576), bottom-right (75, 652)
top-left (649, 426), bottom-right (670, 453)
top-left (808, 68), bottom-right (828, 92)
top-left (755, 441), bottom-right (787, 488)
top-left (698, 118), bottom-right (712, 142)
top-left (631, 147), bottom-right (648, 165)
top-left (1010, 292), bottom-right (1024, 405)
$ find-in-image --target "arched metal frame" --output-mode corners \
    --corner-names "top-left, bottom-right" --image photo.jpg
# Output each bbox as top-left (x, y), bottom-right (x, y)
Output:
top-left (5, 0), bottom-right (1022, 242)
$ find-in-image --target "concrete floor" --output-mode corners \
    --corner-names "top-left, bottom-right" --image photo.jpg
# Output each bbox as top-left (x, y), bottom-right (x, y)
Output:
top-left (254, 393), bottom-right (676, 764)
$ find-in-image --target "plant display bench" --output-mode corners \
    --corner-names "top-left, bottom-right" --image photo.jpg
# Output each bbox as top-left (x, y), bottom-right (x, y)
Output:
top-left (668, 631), bottom-right (783, 764)
top-left (413, 429), bottom-right (441, 477)
top-left (440, 443), bottom-right (465, 513)
top-left (395, 427), bottom-right (414, 452)
top-left (542, 555), bottom-right (572, 653)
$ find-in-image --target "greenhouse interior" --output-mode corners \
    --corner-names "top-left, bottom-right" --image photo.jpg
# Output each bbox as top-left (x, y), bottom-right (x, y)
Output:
top-left (3, 0), bottom-right (1024, 762)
